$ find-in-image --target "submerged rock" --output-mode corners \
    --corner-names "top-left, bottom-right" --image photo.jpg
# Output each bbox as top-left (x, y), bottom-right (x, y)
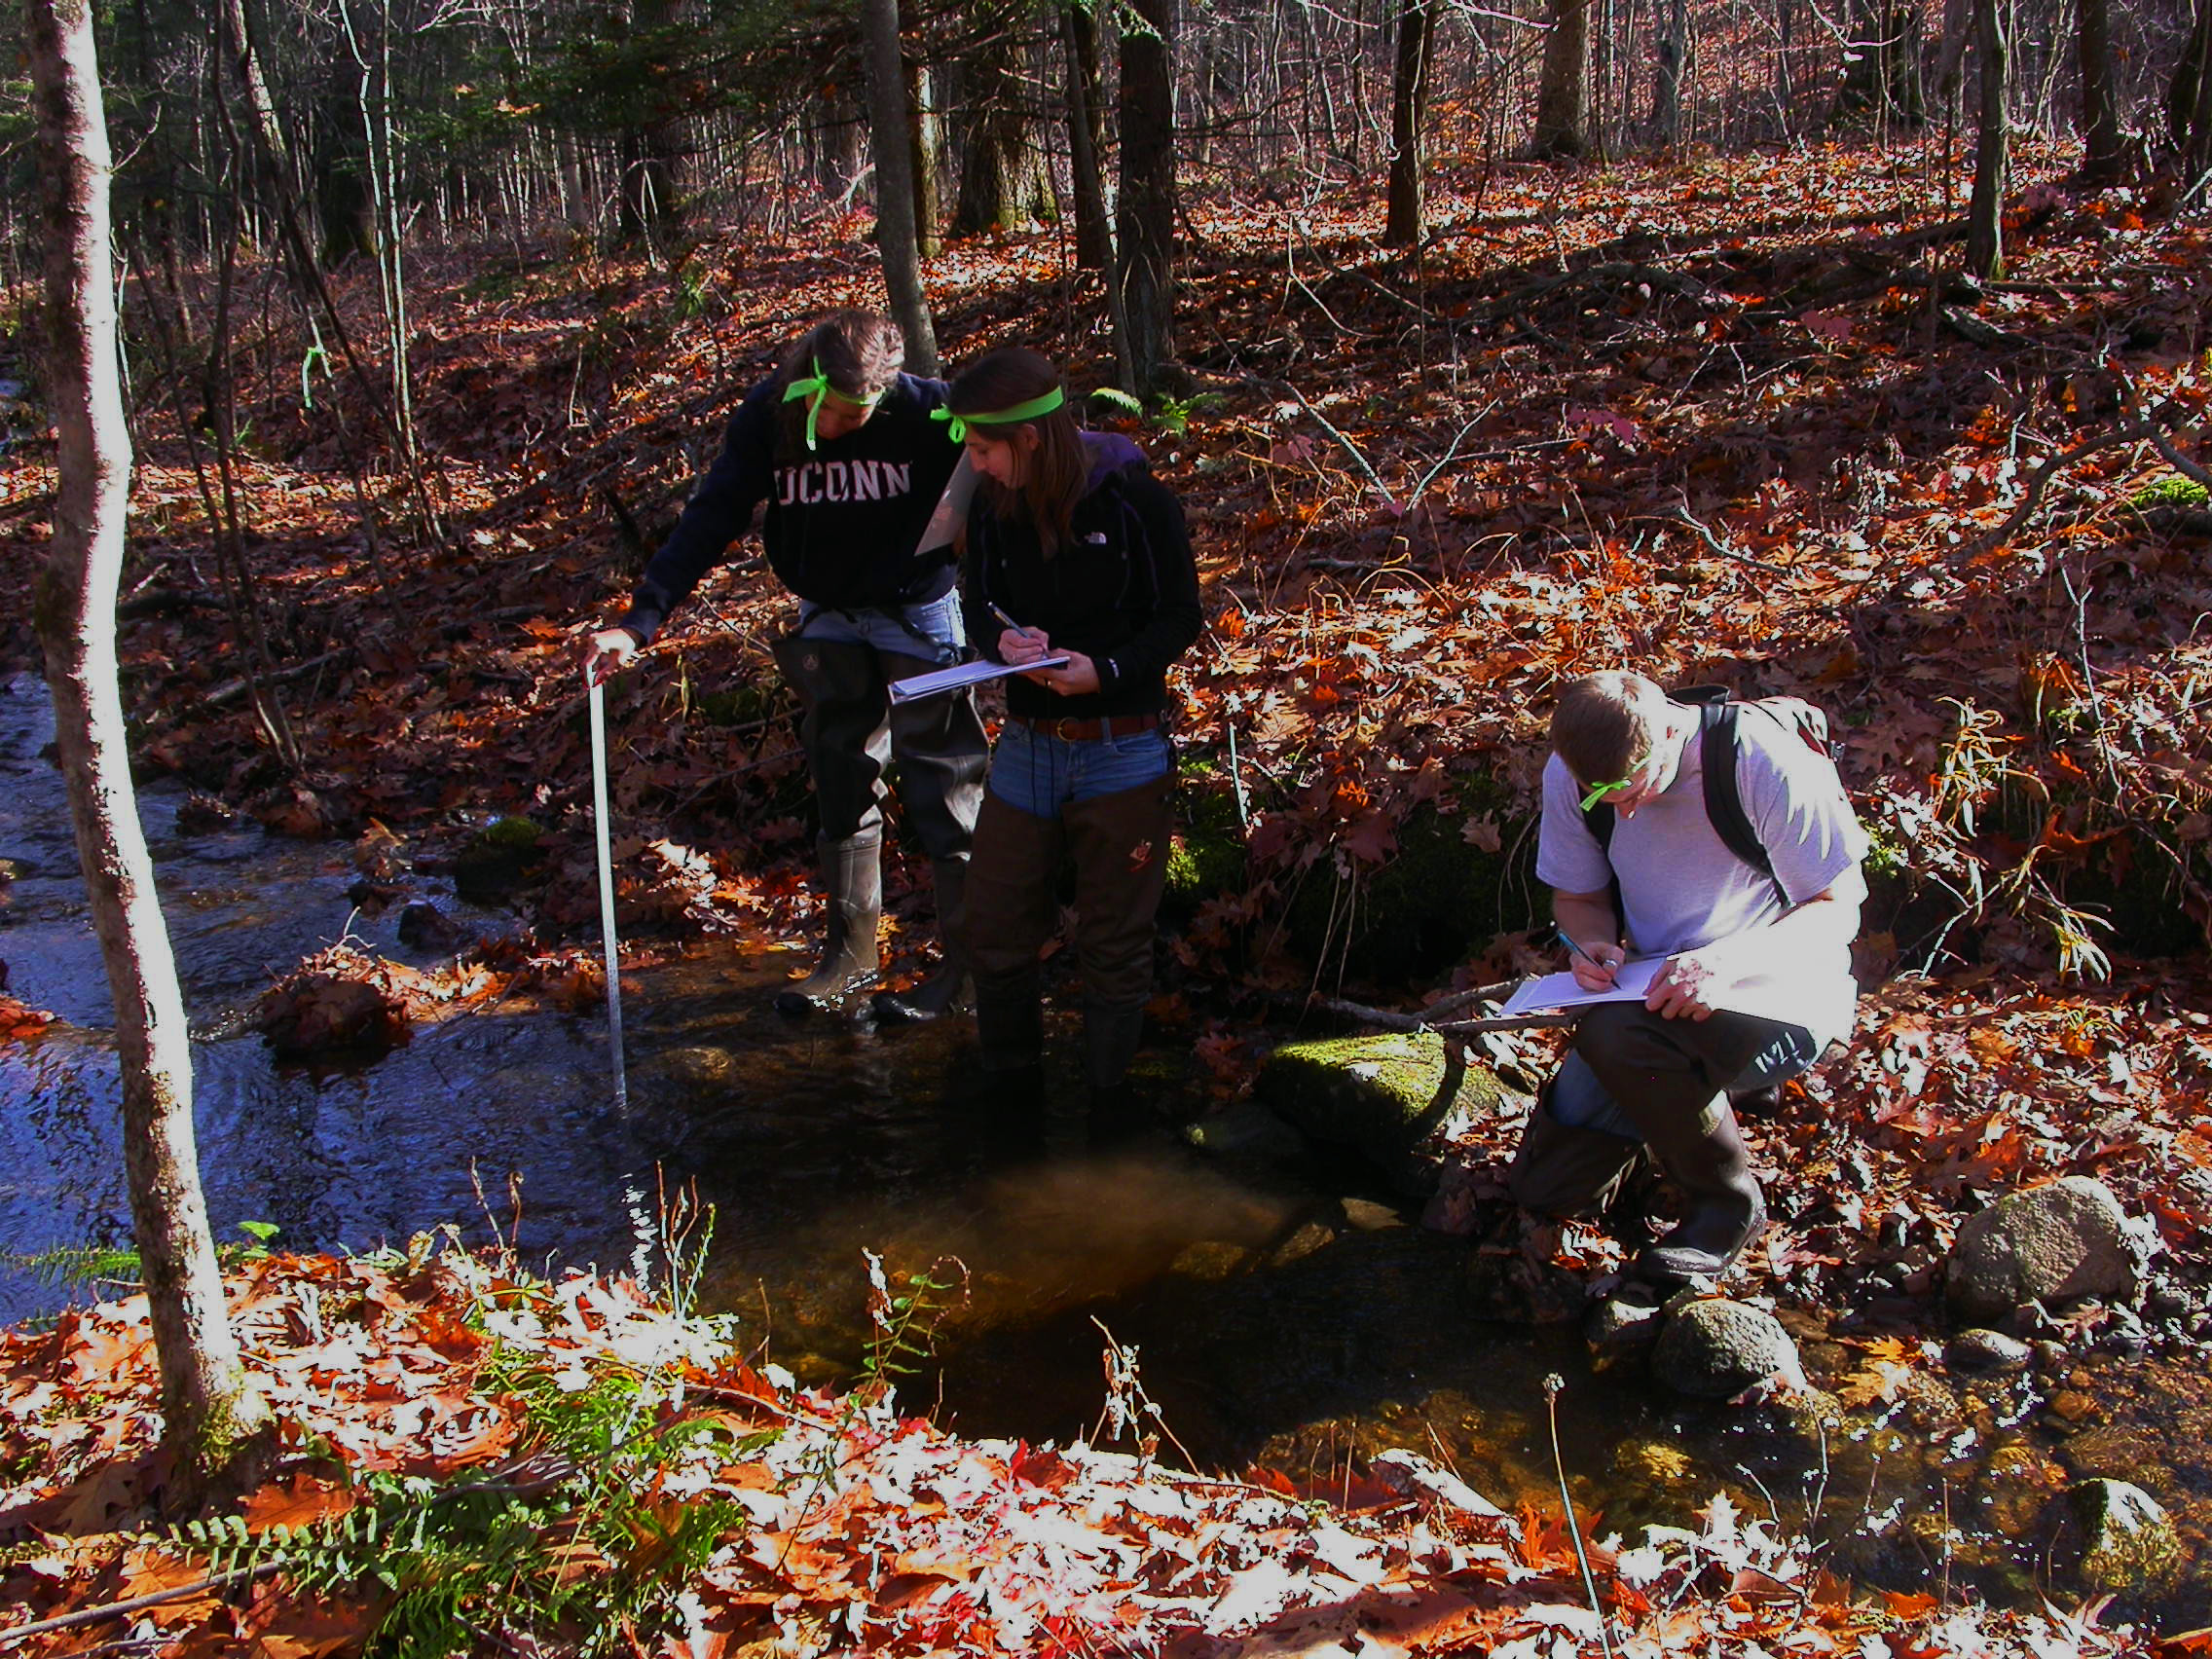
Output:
top-left (1650, 1299), bottom-right (1800, 1400)
top-left (1947, 1177), bottom-right (2139, 1324)
top-left (2046, 1478), bottom-right (2182, 1594)
top-left (1256, 1031), bottom-right (1513, 1198)
top-left (1944, 1328), bottom-right (2033, 1376)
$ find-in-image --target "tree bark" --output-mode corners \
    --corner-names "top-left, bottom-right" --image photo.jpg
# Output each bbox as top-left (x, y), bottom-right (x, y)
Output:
top-left (952, 22), bottom-right (1049, 233)
top-left (2172, 0), bottom-right (2212, 172)
top-left (2074, 0), bottom-right (2121, 182)
top-left (1116, 0), bottom-right (1178, 396)
top-left (904, 56), bottom-right (942, 258)
top-left (26, 0), bottom-right (270, 1506)
top-left (1383, 0), bottom-right (1434, 246)
top-left (1650, 0), bottom-right (1688, 145)
top-left (1964, 0), bottom-right (2008, 277)
top-left (1063, 0), bottom-right (1114, 273)
top-left (860, 0), bottom-right (940, 374)
top-left (1830, 0), bottom-right (1927, 129)
top-left (1531, 0), bottom-right (1594, 157)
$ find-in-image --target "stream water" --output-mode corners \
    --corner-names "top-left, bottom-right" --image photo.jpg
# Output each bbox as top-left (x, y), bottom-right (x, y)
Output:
top-left (0, 669), bottom-right (2204, 1629)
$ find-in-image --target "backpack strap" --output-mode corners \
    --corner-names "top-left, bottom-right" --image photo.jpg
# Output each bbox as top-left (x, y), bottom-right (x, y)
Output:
top-left (1694, 700), bottom-right (1775, 879)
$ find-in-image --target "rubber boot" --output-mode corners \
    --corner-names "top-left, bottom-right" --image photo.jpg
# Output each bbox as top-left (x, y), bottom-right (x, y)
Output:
top-left (774, 829), bottom-right (883, 1017)
top-left (1083, 999), bottom-right (1151, 1146)
top-left (1621, 1094), bottom-right (1767, 1286)
top-left (871, 858), bottom-right (971, 1024)
top-left (974, 973), bottom-right (1047, 1157)
top-left (1505, 1086), bottom-right (1650, 1220)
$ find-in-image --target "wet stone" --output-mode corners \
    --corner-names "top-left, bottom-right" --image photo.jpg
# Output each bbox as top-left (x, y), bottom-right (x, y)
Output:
top-left (1586, 1292), bottom-right (1666, 1352)
top-left (1650, 1299), bottom-right (1799, 1401)
top-left (1255, 1032), bottom-right (1512, 1198)
top-left (1946, 1176), bottom-right (2140, 1325)
top-left (1945, 1329), bottom-right (2032, 1376)
top-left (2046, 1478), bottom-right (2183, 1593)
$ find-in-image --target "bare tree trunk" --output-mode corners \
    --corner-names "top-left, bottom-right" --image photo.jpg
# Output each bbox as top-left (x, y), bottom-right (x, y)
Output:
top-left (860, 0), bottom-right (940, 374)
top-left (1064, 1), bottom-right (1114, 273)
top-left (2074, 0), bottom-right (2121, 182)
top-left (1651, 0), bottom-right (1687, 143)
top-left (1532, 0), bottom-right (1595, 156)
top-left (2172, 0), bottom-right (2212, 172)
top-left (952, 23), bottom-right (1050, 233)
top-left (1964, 0), bottom-right (2008, 276)
top-left (25, 0), bottom-right (270, 1506)
top-left (1383, 0), bottom-right (1435, 245)
top-left (1117, 0), bottom-right (1178, 396)
top-left (905, 56), bottom-right (942, 257)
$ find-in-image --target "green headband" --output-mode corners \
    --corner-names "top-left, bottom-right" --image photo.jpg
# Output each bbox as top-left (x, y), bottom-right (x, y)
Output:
top-left (782, 356), bottom-right (883, 451)
top-left (932, 387), bottom-right (1066, 444)
top-left (1579, 777), bottom-right (1633, 812)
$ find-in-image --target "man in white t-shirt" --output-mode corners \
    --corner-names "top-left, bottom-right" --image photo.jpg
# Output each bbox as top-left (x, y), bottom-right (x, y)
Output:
top-left (1507, 671), bottom-right (1868, 1286)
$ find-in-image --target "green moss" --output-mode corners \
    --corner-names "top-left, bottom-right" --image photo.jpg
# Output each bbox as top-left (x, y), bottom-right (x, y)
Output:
top-left (1257, 1030), bottom-right (1513, 1188)
top-left (478, 815), bottom-right (543, 850)
top-left (2129, 473), bottom-right (2210, 510)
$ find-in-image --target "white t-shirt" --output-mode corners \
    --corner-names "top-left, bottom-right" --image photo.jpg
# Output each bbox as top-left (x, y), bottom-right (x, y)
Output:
top-left (1535, 709), bottom-right (1868, 1048)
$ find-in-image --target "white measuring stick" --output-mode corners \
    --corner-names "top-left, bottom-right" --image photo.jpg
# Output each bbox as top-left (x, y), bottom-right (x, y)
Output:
top-left (588, 677), bottom-right (629, 1112)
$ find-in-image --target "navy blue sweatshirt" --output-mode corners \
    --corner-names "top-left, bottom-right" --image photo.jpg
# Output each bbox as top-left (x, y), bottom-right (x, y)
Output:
top-left (619, 372), bottom-right (963, 644)
top-left (962, 432), bottom-right (1203, 721)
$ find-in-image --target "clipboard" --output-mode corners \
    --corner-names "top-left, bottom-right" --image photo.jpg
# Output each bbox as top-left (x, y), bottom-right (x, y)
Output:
top-left (889, 654), bottom-right (1071, 704)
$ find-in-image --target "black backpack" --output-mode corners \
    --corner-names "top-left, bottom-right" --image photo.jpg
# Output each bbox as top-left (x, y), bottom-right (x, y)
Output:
top-left (1584, 685), bottom-right (1837, 895)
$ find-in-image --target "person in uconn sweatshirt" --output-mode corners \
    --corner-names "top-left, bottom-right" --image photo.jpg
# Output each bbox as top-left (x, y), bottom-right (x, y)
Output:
top-left (942, 347), bottom-right (1202, 1140)
top-left (582, 312), bottom-right (985, 1022)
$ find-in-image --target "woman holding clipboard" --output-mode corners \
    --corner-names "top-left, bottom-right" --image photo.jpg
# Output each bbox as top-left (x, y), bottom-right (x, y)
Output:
top-left (944, 348), bottom-right (1203, 1135)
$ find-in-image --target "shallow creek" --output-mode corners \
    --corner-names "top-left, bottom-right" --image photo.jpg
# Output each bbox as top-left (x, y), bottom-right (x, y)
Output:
top-left (0, 671), bottom-right (2203, 1627)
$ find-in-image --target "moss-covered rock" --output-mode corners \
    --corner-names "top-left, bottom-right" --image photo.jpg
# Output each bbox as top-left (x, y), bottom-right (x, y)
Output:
top-left (2050, 1478), bottom-right (2183, 1594)
top-left (1256, 1031), bottom-right (1514, 1197)
top-left (1284, 791), bottom-right (1538, 984)
top-left (451, 816), bottom-right (549, 904)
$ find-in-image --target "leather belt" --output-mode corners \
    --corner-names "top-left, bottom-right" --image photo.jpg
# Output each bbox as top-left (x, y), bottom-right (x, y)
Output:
top-left (1010, 711), bottom-right (1165, 743)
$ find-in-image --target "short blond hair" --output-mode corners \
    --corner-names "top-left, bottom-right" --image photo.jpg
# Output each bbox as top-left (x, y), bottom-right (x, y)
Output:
top-left (1552, 672), bottom-right (1669, 788)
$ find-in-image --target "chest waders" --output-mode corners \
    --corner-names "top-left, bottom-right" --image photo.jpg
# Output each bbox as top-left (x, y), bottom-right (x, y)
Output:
top-left (769, 629), bottom-right (986, 1017)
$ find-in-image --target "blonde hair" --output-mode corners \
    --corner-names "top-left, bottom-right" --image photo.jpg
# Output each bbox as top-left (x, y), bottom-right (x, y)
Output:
top-left (1552, 672), bottom-right (1669, 788)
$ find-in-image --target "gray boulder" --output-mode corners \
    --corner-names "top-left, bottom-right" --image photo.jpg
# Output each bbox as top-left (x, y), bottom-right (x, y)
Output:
top-left (2047, 1478), bottom-right (2182, 1593)
top-left (1651, 1299), bottom-right (1800, 1400)
top-left (1255, 1032), bottom-right (1512, 1197)
top-left (1947, 1177), bottom-right (2139, 1324)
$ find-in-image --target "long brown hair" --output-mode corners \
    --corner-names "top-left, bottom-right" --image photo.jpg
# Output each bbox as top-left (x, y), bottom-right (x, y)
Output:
top-left (772, 311), bottom-right (905, 460)
top-left (947, 347), bottom-right (1088, 553)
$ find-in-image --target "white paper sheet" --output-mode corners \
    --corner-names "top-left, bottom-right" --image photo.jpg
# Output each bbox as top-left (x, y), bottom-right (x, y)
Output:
top-left (888, 654), bottom-right (1071, 704)
top-left (1493, 956), bottom-right (1664, 1017)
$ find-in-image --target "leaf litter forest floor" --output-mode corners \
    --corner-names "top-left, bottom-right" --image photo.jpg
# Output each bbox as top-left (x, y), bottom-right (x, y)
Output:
top-left (5, 138), bottom-right (2212, 1652)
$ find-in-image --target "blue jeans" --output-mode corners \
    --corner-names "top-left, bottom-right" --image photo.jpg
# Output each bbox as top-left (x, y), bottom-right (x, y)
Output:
top-left (796, 590), bottom-right (965, 665)
top-left (986, 719), bottom-right (1172, 816)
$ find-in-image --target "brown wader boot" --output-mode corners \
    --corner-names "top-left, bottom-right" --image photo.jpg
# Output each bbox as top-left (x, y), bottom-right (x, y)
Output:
top-left (1621, 1093), bottom-right (1766, 1285)
top-left (966, 793), bottom-right (1062, 1151)
top-left (1065, 773), bottom-right (1173, 1143)
top-left (871, 857), bottom-right (972, 1023)
top-left (773, 829), bottom-right (883, 1017)
top-left (1504, 1087), bottom-right (1650, 1220)
top-left (1572, 1002), bottom-right (1778, 1286)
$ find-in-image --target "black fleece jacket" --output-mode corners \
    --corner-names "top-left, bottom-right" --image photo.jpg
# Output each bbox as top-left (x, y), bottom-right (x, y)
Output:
top-left (618, 373), bottom-right (962, 645)
top-left (962, 432), bottom-right (1202, 721)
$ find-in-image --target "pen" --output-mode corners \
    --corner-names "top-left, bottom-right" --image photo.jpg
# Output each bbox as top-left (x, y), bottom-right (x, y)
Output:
top-left (1554, 926), bottom-right (1599, 970)
top-left (989, 602), bottom-right (1040, 640)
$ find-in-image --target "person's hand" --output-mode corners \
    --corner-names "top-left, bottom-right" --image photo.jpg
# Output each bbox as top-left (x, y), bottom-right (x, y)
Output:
top-left (1646, 948), bottom-right (1721, 1020)
top-left (1000, 624), bottom-right (1051, 665)
top-left (1570, 939), bottom-right (1625, 992)
top-left (1030, 649), bottom-right (1101, 696)
top-left (582, 627), bottom-right (640, 687)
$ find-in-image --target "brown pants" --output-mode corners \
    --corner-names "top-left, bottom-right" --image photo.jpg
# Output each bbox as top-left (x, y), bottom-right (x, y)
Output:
top-left (964, 776), bottom-right (1172, 1072)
